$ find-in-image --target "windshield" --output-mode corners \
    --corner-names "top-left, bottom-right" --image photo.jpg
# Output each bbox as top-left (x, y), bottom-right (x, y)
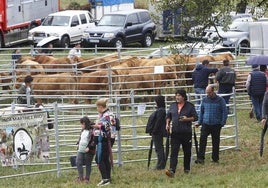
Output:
top-left (42, 16), bottom-right (70, 26)
top-left (98, 15), bottom-right (126, 27)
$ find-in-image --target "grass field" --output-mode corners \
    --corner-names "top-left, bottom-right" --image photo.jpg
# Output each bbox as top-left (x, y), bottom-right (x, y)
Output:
top-left (1, 110), bottom-right (268, 188)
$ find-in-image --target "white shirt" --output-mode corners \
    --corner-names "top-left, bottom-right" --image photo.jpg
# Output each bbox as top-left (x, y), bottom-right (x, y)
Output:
top-left (68, 47), bottom-right (81, 59)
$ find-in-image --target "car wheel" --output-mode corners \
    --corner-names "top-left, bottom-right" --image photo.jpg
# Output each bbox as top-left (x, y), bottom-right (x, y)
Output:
top-left (0, 34), bottom-right (3, 48)
top-left (239, 41), bottom-right (250, 54)
top-left (114, 38), bottom-right (123, 49)
top-left (142, 33), bottom-right (153, 47)
top-left (61, 36), bottom-right (70, 48)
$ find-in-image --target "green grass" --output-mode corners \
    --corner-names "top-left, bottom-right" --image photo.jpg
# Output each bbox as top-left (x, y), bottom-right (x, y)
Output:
top-left (1, 110), bottom-right (268, 187)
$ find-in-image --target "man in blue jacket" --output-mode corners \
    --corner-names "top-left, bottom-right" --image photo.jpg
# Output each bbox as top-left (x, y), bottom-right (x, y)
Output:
top-left (195, 85), bottom-right (227, 164)
top-left (192, 60), bottom-right (218, 111)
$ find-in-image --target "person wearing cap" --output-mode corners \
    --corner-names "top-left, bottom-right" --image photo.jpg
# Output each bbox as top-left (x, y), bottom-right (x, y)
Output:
top-left (195, 85), bottom-right (227, 164)
top-left (17, 75), bottom-right (35, 105)
top-left (165, 89), bottom-right (198, 177)
top-left (246, 64), bottom-right (267, 121)
top-left (68, 42), bottom-right (81, 60)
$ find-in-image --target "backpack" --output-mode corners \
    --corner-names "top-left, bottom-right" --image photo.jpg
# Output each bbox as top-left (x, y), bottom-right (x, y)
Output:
top-left (114, 116), bottom-right (121, 131)
top-left (145, 111), bottom-right (157, 134)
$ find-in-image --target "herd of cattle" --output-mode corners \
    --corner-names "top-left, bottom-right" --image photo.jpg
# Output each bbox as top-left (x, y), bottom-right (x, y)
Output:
top-left (0, 51), bottom-right (248, 104)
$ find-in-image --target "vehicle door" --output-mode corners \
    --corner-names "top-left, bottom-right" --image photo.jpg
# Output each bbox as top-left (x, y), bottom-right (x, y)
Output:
top-left (68, 15), bottom-right (83, 42)
top-left (79, 13), bottom-right (95, 35)
top-left (125, 13), bottom-right (143, 43)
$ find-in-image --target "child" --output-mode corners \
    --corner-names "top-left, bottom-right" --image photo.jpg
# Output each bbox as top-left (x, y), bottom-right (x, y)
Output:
top-left (75, 116), bottom-right (95, 184)
top-left (92, 98), bottom-right (116, 187)
top-left (146, 95), bottom-right (167, 170)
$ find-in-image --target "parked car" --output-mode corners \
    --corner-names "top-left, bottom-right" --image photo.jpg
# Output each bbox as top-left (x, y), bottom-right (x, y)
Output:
top-left (81, 9), bottom-right (156, 48)
top-left (148, 42), bottom-right (232, 58)
top-left (28, 10), bottom-right (95, 47)
top-left (188, 13), bottom-right (253, 54)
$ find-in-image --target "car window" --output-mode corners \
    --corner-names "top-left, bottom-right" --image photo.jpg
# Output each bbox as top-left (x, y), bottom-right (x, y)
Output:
top-left (126, 13), bottom-right (139, 25)
top-left (71, 15), bottom-right (80, 26)
top-left (98, 15), bottom-right (126, 26)
top-left (139, 12), bottom-right (151, 23)
top-left (80, 14), bottom-right (87, 24)
top-left (42, 15), bottom-right (70, 26)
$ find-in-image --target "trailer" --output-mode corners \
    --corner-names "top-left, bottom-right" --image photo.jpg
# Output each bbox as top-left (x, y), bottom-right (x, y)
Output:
top-left (89, 0), bottom-right (134, 20)
top-left (0, 0), bottom-right (60, 48)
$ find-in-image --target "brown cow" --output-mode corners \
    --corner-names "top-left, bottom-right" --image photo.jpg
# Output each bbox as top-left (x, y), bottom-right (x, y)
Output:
top-left (32, 73), bottom-right (78, 104)
top-left (77, 70), bottom-right (118, 103)
top-left (16, 60), bottom-right (45, 75)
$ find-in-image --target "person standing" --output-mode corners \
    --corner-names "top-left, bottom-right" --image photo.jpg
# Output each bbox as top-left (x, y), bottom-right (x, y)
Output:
top-left (165, 89), bottom-right (198, 177)
top-left (146, 95), bottom-right (167, 170)
top-left (261, 91), bottom-right (268, 126)
top-left (216, 59), bottom-right (236, 113)
top-left (68, 42), bottom-right (81, 60)
top-left (260, 65), bottom-right (268, 91)
top-left (195, 85), bottom-right (227, 164)
top-left (246, 64), bottom-right (267, 121)
top-left (17, 75), bottom-right (35, 105)
top-left (192, 60), bottom-right (218, 111)
top-left (11, 49), bottom-right (21, 63)
top-left (75, 116), bottom-right (95, 184)
top-left (92, 98), bottom-right (116, 187)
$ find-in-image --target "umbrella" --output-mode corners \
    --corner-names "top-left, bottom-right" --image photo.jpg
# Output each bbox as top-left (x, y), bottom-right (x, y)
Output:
top-left (147, 138), bottom-right (153, 170)
top-left (260, 121), bottom-right (268, 157)
top-left (246, 55), bottom-right (268, 65)
top-left (96, 134), bottom-right (103, 164)
top-left (193, 127), bottom-right (199, 155)
top-left (165, 132), bottom-right (170, 165)
top-left (37, 36), bottom-right (58, 47)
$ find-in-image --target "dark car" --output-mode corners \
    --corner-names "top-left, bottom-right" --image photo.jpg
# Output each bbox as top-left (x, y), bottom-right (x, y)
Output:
top-left (81, 9), bottom-right (156, 48)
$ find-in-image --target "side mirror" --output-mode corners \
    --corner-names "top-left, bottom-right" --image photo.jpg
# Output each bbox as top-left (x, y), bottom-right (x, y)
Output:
top-left (125, 22), bottom-right (132, 27)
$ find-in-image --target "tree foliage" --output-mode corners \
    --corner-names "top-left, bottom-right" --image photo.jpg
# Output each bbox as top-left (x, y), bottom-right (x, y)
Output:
top-left (150, 0), bottom-right (268, 38)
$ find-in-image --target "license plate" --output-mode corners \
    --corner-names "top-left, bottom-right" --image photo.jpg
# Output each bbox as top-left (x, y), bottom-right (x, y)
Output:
top-left (90, 39), bottom-right (99, 43)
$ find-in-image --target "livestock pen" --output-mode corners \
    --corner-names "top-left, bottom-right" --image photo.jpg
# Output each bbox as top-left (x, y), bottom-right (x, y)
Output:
top-left (0, 46), bottom-right (251, 178)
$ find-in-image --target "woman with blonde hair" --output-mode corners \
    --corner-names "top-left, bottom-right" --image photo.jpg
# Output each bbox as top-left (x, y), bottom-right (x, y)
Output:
top-left (92, 98), bottom-right (116, 186)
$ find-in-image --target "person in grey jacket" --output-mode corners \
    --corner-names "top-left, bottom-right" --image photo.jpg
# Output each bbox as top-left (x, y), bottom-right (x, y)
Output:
top-left (216, 59), bottom-right (236, 113)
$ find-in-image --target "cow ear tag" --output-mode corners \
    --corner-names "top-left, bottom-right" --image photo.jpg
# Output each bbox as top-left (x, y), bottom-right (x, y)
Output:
top-left (13, 128), bottom-right (33, 161)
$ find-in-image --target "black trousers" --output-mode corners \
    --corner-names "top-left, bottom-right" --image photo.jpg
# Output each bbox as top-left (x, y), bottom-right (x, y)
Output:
top-left (96, 141), bottom-right (111, 180)
top-left (152, 134), bottom-right (166, 169)
top-left (169, 132), bottom-right (192, 172)
top-left (198, 124), bottom-right (222, 162)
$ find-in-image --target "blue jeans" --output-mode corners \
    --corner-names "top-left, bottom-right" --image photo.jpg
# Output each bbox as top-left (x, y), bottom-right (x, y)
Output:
top-left (251, 95), bottom-right (264, 121)
top-left (194, 88), bottom-right (206, 112)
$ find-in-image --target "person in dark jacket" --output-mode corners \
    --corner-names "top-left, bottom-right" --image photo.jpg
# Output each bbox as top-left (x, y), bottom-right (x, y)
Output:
top-left (195, 85), bottom-right (227, 164)
top-left (261, 91), bottom-right (268, 126)
top-left (165, 89), bottom-right (198, 177)
top-left (216, 59), bottom-right (236, 113)
top-left (246, 64), bottom-right (267, 121)
top-left (17, 75), bottom-right (35, 105)
top-left (146, 95), bottom-right (167, 170)
top-left (192, 60), bottom-right (218, 111)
